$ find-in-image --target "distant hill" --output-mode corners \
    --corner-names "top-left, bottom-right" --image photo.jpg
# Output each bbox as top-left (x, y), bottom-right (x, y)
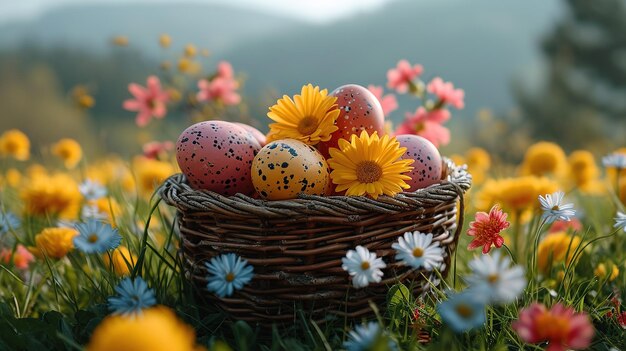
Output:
top-left (0, 2), bottom-right (304, 56)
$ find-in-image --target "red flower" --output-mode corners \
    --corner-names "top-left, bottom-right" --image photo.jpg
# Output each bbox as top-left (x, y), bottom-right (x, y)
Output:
top-left (548, 218), bottom-right (582, 234)
top-left (394, 107), bottom-right (450, 147)
top-left (427, 77), bottom-right (464, 109)
top-left (467, 205), bottom-right (510, 254)
top-left (387, 59), bottom-right (423, 93)
top-left (143, 141), bottom-right (174, 160)
top-left (512, 303), bottom-right (594, 351)
top-left (123, 75), bottom-right (170, 127)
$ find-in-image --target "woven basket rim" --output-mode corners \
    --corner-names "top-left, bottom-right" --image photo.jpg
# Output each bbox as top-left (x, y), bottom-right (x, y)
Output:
top-left (159, 158), bottom-right (471, 218)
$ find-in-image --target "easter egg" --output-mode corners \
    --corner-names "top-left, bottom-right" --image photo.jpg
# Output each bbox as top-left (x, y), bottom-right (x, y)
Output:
top-left (252, 139), bottom-right (330, 200)
top-left (317, 84), bottom-right (385, 158)
top-left (233, 122), bottom-right (267, 147)
top-left (176, 121), bottom-right (260, 195)
top-left (396, 134), bottom-right (442, 191)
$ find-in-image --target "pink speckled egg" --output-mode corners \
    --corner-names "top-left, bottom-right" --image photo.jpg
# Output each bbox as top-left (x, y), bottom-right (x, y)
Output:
top-left (176, 121), bottom-right (260, 195)
top-left (233, 122), bottom-right (267, 147)
top-left (396, 134), bottom-right (442, 191)
top-left (317, 84), bottom-right (385, 158)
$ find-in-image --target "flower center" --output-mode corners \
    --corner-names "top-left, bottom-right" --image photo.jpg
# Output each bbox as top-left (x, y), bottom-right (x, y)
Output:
top-left (225, 272), bottom-right (235, 282)
top-left (412, 247), bottom-right (424, 258)
top-left (414, 122), bottom-right (425, 133)
top-left (356, 161), bottom-right (383, 184)
top-left (297, 116), bottom-right (318, 135)
top-left (455, 304), bottom-right (474, 319)
top-left (534, 313), bottom-right (570, 341)
top-left (487, 273), bottom-right (499, 283)
top-left (5, 141), bottom-right (18, 153)
top-left (59, 148), bottom-right (72, 159)
top-left (361, 261), bottom-right (370, 270)
top-left (88, 234), bottom-right (99, 243)
top-left (551, 205), bottom-right (560, 211)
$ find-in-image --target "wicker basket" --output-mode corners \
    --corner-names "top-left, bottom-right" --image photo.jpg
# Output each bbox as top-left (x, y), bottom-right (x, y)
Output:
top-left (160, 159), bottom-right (471, 325)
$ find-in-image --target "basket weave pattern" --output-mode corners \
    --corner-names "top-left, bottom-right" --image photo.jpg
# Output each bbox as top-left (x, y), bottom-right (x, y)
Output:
top-left (160, 159), bottom-right (471, 324)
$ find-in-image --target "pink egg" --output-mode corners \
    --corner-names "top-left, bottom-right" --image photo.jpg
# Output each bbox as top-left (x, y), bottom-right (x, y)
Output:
top-left (317, 84), bottom-right (385, 158)
top-left (233, 122), bottom-right (267, 147)
top-left (396, 134), bottom-right (442, 191)
top-left (176, 121), bottom-right (260, 195)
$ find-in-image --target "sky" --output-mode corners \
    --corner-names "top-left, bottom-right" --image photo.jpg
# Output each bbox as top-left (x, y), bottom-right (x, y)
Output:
top-left (0, 0), bottom-right (393, 24)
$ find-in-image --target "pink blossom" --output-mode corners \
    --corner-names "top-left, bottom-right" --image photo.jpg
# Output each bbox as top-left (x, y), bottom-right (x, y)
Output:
top-left (548, 218), bottom-right (582, 234)
top-left (197, 77), bottom-right (241, 106)
top-left (143, 141), bottom-right (174, 159)
top-left (512, 303), bottom-right (594, 351)
top-left (394, 107), bottom-right (450, 147)
top-left (467, 205), bottom-right (510, 254)
top-left (367, 85), bottom-right (398, 116)
top-left (427, 77), bottom-right (465, 109)
top-left (387, 60), bottom-right (423, 93)
top-left (123, 75), bottom-right (170, 127)
top-left (1, 244), bottom-right (35, 270)
top-left (216, 61), bottom-right (234, 79)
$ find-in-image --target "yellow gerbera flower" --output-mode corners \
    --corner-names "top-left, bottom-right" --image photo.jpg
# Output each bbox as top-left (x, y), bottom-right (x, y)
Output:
top-left (537, 231), bottom-right (582, 273)
top-left (21, 173), bottom-right (82, 219)
top-left (475, 176), bottom-right (559, 215)
top-left (133, 156), bottom-right (176, 196)
top-left (103, 246), bottom-right (136, 276)
top-left (266, 84), bottom-right (340, 145)
top-left (52, 138), bottom-right (83, 169)
top-left (30, 227), bottom-right (78, 259)
top-left (520, 141), bottom-right (567, 178)
top-left (327, 131), bottom-right (413, 199)
top-left (87, 306), bottom-right (203, 351)
top-left (0, 129), bottom-right (30, 161)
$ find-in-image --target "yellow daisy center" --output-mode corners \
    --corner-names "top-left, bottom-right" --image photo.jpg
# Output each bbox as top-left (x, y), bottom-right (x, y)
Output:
top-left (551, 205), bottom-right (560, 211)
top-left (414, 122), bottom-right (425, 133)
top-left (88, 233), bottom-right (99, 243)
top-left (361, 261), bottom-right (370, 270)
top-left (225, 272), bottom-right (235, 282)
top-left (487, 273), bottom-right (499, 283)
top-left (356, 161), bottom-right (383, 184)
top-left (297, 116), bottom-right (319, 135)
top-left (456, 304), bottom-right (474, 319)
top-left (412, 247), bottom-right (424, 258)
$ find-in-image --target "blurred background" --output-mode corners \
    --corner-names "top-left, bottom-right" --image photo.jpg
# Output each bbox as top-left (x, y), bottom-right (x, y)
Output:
top-left (0, 0), bottom-right (624, 159)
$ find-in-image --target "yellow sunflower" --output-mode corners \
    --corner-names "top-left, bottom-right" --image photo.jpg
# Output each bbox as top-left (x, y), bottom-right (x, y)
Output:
top-left (0, 129), bottom-right (30, 161)
top-left (266, 84), bottom-right (340, 145)
top-left (327, 131), bottom-right (413, 199)
top-left (520, 141), bottom-right (567, 178)
top-left (52, 138), bottom-right (83, 169)
top-left (87, 306), bottom-right (204, 351)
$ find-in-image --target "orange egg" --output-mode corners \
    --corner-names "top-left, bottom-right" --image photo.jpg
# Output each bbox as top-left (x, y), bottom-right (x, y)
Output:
top-left (252, 139), bottom-right (330, 200)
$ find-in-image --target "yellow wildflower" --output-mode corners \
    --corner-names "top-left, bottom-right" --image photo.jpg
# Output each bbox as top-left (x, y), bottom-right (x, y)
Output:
top-left (86, 306), bottom-right (202, 351)
top-left (52, 138), bottom-right (83, 169)
top-left (594, 262), bottom-right (619, 282)
top-left (184, 44), bottom-right (197, 57)
top-left (3, 168), bottom-right (22, 187)
top-left (0, 129), bottom-right (30, 161)
top-left (466, 147), bottom-right (491, 171)
top-left (537, 231), bottom-right (582, 273)
top-left (475, 176), bottom-right (559, 213)
top-left (159, 34), bottom-right (171, 48)
top-left (521, 141), bottom-right (567, 178)
top-left (568, 150), bottom-right (599, 190)
top-left (133, 156), bottom-right (175, 196)
top-left (111, 35), bottom-right (129, 46)
top-left (177, 58), bottom-right (201, 74)
top-left (30, 227), bottom-right (78, 259)
top-left (21, 173), bottom-right (82, 219)
top-left (103, 246), bottom-right (136, 276)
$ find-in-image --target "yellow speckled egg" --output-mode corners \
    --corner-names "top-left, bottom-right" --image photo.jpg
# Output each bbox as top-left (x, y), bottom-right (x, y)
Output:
top-left (252, 139), bottom-right (330, 200)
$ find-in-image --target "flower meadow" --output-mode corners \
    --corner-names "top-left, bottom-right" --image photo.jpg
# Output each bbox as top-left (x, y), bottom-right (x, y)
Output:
top-left (1, 39), bottom-right (626, 351)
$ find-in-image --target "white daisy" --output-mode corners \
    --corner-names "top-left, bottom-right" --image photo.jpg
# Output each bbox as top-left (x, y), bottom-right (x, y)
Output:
top-left (341, 246), bottom-right (386, 288)
top-left (602, 153), bottom-right (626, 169)
top-left (614, 212), bottom-right (626, 232)
top-left (465, 250), bottom-right (526, 304)
top-left (81, 204), bottom-right (108, 221)
top-left (392, 231), bottom-right (444, 271)
top-left (539, 191), bottom-right (576, 224)
top-left (79, 179), bottom-right (107, 201)
top-left (343, 322), bottom-right (397, 351)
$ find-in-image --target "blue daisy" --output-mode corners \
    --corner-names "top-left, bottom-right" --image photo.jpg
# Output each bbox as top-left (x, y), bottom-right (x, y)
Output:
top-left (73, 219), bottom-right (121, 253)
top-left (108, 277), bottom-right (156, 316)
top-left (343, 322), bottom-right (397, 351)
top-left (0, 212), bottom-right (20, 235)
top-left (205, 253), bottom-right (254, 298)
top-left (437, 290), bottom-right (487, 333)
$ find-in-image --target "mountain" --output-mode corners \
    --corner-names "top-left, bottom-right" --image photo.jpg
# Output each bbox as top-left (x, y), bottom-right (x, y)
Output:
top-left (0, 3), bottom-right (304, 57)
